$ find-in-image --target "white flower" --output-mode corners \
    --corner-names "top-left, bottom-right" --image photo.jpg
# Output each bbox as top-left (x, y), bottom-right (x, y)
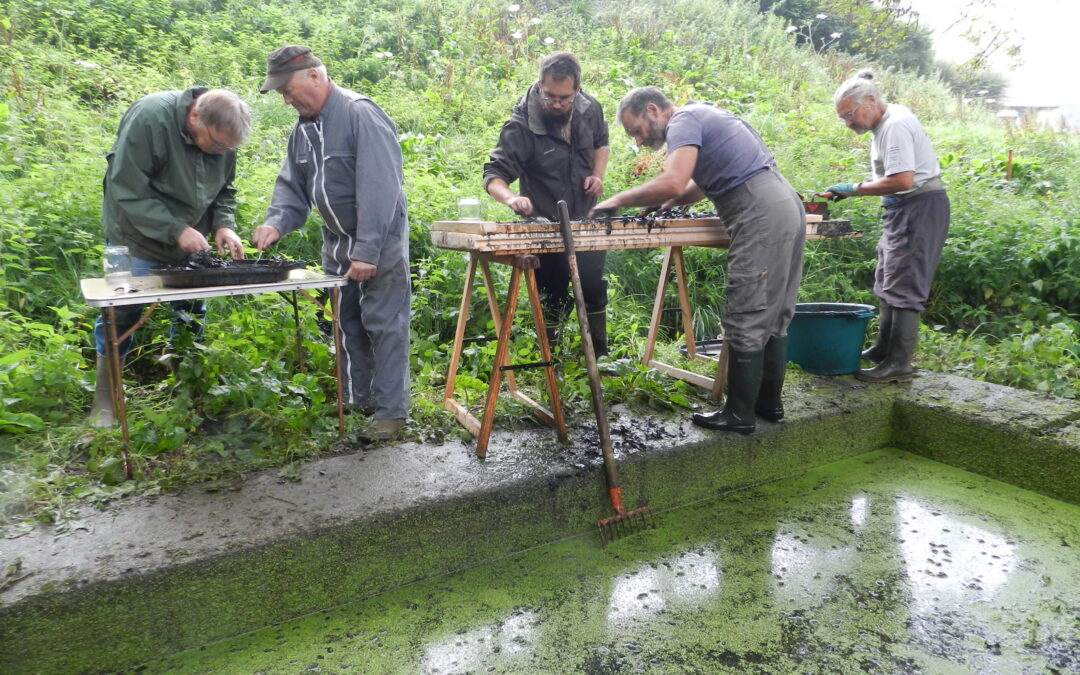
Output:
top-left (830, 32), bottom-right (842, 39)
top-left (816, 13), bottom-right (827, 20)
top-left (530, 17), bottom-right (542, 25)
top-left (544, 37), bottom-right (555, 45)
top-left (786, 25), bottom-right (798, 34)
top-left (73, 60), bottom-right (101, 69)
top-left (508, 3), bottom-right (520, 14)
top-left (511, 30), bottom-right (523, 40)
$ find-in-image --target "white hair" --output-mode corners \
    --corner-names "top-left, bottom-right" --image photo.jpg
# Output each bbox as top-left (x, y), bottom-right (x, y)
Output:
top-left (833, 69), bottom-right (887, 106)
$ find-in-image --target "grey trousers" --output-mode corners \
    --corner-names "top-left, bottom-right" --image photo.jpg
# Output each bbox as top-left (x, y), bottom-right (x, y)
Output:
top-left (710, 170), bottom-right (806, 352)
top-left (337, 259), bottom-right (411, 419)
top-left (875, 190), bottom-right (950, 311)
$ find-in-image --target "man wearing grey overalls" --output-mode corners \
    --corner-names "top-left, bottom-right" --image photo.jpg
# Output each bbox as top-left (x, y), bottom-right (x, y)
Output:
top-left (593, 87), bottom-right (805, 435)
top-left (253, 46), bottom-right (411, 442)
top-left (822, 70), bottom-right (950, 384)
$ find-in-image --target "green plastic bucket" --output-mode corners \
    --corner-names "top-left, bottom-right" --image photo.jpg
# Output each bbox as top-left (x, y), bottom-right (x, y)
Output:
top-left (786, 303), bottom-right (876, 375)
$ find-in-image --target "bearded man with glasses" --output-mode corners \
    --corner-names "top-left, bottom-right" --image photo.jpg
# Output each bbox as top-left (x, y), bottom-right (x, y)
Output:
top-left (483, 52), bottom-right (612, 356)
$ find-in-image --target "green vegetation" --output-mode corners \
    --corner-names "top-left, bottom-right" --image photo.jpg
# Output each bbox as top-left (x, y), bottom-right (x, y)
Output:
top-left (1, 0), bottom-right (1077, 528)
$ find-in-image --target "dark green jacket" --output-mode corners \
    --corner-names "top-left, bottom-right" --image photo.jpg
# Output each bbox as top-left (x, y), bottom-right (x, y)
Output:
top-left (483, 85), bottom-right (609, 221)
top-left (102, 87), bottom-right (237, 265)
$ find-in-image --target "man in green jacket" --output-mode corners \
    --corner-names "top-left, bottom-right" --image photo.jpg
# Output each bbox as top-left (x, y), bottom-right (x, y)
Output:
top-left (89, 87), bottom-right (252, 427)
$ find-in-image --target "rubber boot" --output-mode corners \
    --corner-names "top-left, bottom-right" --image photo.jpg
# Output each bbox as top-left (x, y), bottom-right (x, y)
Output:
top-left (544, 323), bottom-right (561, 353)
top-left (692, 349), bottom-right (764, 435)
top-left (544, 323), bottom-right (563, 382)
top-left (861, 303), bottom-right (893, 364)
top-left (586, 310), bottom-right (608, 357)
top-left (856, 308), bottom-right (919, 383)
top-left (87, 355), bottom-right (115, 428)
top-left (755, 336), bottom-right (787, 423)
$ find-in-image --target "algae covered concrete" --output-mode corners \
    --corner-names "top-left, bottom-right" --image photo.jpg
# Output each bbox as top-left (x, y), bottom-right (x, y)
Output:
top-left (151, 449), bottom-right (1080, 673)
top-left (0, 371), bottom-right (1077, 671)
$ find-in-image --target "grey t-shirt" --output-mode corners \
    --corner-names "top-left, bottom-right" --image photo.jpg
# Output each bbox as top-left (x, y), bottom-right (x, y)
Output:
top-left (665, 102), bottom-right (775, 199)
top-left (871, 104), bottom-right (940, 193)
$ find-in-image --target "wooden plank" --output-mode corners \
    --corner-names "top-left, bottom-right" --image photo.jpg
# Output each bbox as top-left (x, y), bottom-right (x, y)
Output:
top-left (433, 218), bottom-right (725, 234)
top-left (508, 390), bottom-right (558, 429)
top-left (646, 359), bottom-right (715, 390)
top-left (444, 399), bottom-right (481, 438)
top-left (431, 228), bottom-right (734, 254)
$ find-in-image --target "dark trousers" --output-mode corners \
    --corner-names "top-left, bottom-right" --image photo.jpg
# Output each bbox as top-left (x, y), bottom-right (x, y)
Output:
top-left (534, 250), bottom-right (607, 324)
top-left (875, 190), bottom-right (950, 312)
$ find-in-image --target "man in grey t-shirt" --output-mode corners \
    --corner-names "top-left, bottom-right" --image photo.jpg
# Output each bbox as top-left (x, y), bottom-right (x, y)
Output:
top-left (593, 87), bottom-right (804, 436)
top-left (821, 70), bottom-right (950, 384)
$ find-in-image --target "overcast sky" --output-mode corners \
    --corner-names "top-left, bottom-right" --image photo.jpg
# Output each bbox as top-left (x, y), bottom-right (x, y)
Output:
top-left (906, 0), bottom-right (1079, 108)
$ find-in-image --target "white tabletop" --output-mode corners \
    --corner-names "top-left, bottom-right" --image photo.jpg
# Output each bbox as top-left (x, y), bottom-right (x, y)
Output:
top-left (81, 269), bottom-right (347, 308)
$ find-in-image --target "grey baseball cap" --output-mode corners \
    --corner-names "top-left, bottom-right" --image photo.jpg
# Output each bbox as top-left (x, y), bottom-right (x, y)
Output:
top-left (259, 45), bottom-right (323, 94)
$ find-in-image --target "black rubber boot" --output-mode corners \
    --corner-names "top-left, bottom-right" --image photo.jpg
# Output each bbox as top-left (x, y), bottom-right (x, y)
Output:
top-left (861, 303), bottom-right (893, 364)
top-left (544, 323), bottom-right (561, 353)
top-left (755, 336), bottom-right (787, 423)
top-left (87, 355), bottom-right (115, 428)
top-left (856, 308), bottom-right (919, 383)
top-left (692, 349), bottom-right (764, 435)
top-left (586, 310), bottom-right (608, 357)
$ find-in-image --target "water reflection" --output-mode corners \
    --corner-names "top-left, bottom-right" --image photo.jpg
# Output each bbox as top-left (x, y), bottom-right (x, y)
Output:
top-left (896, 498), bottom-right (1016, 614)
top-left (421, 609), bottom-right (537, 674)
top-left (850, 495), bottom-right (868, 529)
top-left (606, 548), bottom-right (721, 629)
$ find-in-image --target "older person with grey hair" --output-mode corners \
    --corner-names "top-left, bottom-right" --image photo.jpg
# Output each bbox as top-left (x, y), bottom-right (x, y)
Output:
top-left (820, 69), bottom-right (950, 384)
top-left (593, 86), bottom-right (805, 436)
top-left (252, 45), bottom-right (411, 443)
top-left (89, 86), bottom-right (251, 427)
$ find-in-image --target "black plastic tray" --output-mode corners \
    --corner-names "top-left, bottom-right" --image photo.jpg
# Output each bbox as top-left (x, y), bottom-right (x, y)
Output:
top-left (151, 260), bottom-right (309, 288)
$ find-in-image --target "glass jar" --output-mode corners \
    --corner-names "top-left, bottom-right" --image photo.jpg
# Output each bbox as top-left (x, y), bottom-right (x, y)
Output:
top-left (457, 197), bottom-right (481, 221)
top-left (103, 245), bottom-right (132, 287)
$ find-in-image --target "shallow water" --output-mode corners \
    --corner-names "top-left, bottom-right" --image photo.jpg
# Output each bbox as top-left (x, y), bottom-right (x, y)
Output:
top-left (150, 449), bottom-right (1079, 673)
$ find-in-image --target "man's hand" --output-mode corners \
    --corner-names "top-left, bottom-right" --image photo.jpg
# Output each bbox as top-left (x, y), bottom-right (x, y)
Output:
top-left (214, 227), bottom-right (245, 260)
top-left (507, 195), bottom-right (533, 217)
top-left (177, 227), bottom-right (212, 254)
top-left (820, 183), bottom-right (859, 201)
top-left (583, 175), bottom-right (603, 197)
top-left (346, 260), bottom-right (377, 282)
top-left (588, 197), bottom-right (620, 219)
top-left (251, 224), bottom-right (281, 251)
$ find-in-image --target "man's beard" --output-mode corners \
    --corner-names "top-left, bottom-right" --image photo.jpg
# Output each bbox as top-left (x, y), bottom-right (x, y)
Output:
top-left (642, 118), bottom-right (666, 151)
top-left (542, 108), bottom-right (572, 132)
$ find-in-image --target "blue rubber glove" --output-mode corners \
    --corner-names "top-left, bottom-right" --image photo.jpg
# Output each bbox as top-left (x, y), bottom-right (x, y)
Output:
top-left (823, 183), bottom-right (858, 201)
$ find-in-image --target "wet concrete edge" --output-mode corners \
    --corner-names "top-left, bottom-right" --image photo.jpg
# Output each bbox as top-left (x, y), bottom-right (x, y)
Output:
top-left (0, 371), bottom-right (1076, 672)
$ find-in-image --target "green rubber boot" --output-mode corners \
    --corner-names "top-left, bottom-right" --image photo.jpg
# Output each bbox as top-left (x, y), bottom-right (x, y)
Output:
top-left (692, 349), bottom-right (764, 435)
top-left (861, 303), bottom-right (893, 364)
top-left (856, 308), bottom-right (919, 383)
top-left (755, 336), bottom-right (787, 423)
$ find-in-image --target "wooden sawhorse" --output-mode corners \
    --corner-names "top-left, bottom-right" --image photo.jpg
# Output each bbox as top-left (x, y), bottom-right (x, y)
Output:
top-left (443, 252), bottom-right (568, 458)
top-left (643, 245), bottom-right (730, 403)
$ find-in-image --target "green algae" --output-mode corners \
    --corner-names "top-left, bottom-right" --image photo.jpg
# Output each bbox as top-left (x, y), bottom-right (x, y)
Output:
top-left (149, 449), bottom-right (1080, 673)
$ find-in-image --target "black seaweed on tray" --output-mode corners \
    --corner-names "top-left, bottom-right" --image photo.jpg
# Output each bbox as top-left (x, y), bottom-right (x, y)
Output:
top-left (158, 252), bottom-right (294, 271)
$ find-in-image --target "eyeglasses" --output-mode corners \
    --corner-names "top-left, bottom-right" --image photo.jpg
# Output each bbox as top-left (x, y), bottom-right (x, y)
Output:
top-left (540, 91), bottom-right (577, 106)
top-left (839, 105), bottom-right (860, 121)
top-left (206, 129), bottom-right (237, 153)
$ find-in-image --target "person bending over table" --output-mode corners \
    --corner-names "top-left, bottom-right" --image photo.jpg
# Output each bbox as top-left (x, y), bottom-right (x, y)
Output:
top-left (252, 46), bottom-right (411, 443)
top-left (591, 86), bottom-right (804, 436)
top-left (819, 69), bottom-right (950, 384)
top-left (89, 87), bottom-right (251, 427)
top-left (483, 52), bottom-right (612, 355)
